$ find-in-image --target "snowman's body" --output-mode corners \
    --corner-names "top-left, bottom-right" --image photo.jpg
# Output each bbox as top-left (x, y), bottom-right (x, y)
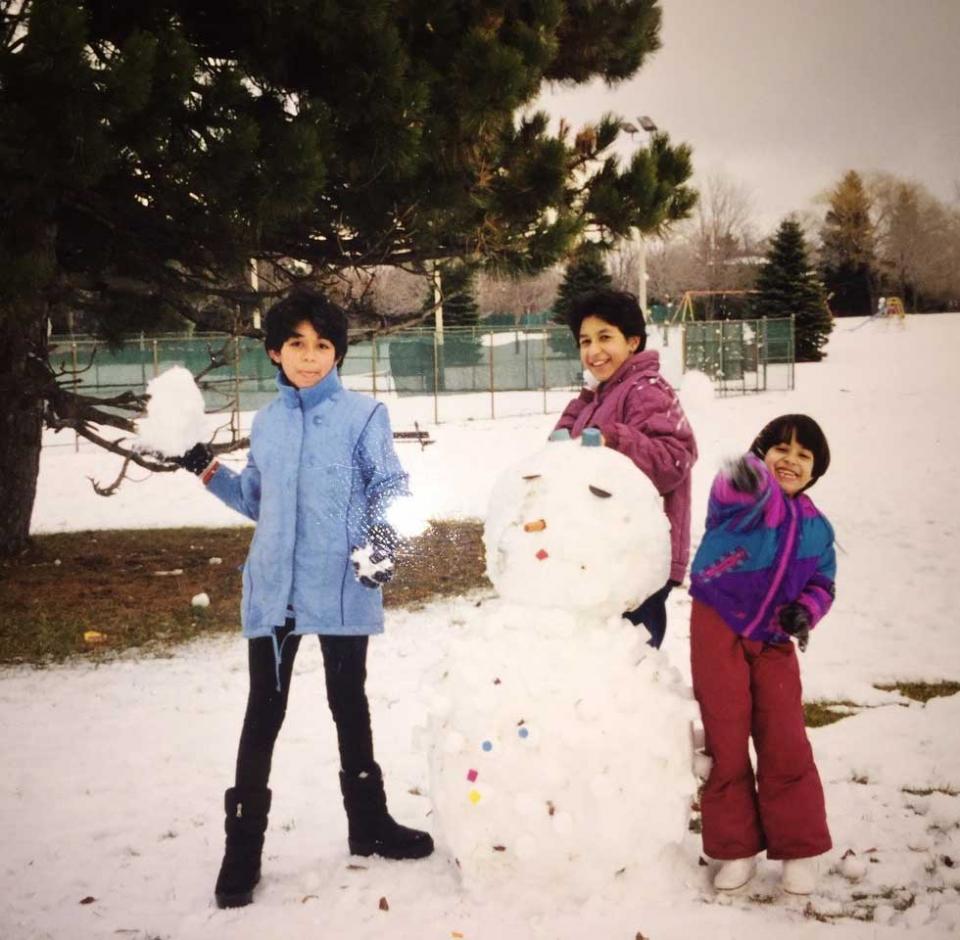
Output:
top-left (427, 436), bottom-right (697, 898)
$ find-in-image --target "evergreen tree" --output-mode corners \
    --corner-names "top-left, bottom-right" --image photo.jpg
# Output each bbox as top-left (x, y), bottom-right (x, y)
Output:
top-left (755, 219), bottom-right (832, 362)
top-left (0, 0), bottom-right (696, 555)
top-left (819, 170), bottom-right (878, 317)
top-left (553, 245), bottom-right (614, 324)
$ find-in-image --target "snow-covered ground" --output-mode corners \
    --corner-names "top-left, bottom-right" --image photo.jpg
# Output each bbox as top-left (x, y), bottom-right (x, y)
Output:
top-left (3, 315), bottom-right (959, 938)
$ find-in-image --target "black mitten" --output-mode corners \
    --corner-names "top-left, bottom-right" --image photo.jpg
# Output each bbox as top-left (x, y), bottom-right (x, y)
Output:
top-left (725, 456), bottom-right (762, 494)
top-left (623, 579), bottom-right (680, 649)
top-left (350, 523), bottom-right (401, 589)
top-left (172, 442), bottom-right (214, 475)
top-left (779, 602), bottom-right (811, 652)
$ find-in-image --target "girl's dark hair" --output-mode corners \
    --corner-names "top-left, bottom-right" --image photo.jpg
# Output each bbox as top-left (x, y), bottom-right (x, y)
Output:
top-left (750, 414), bottom-right (831, 489)
top-left (565, 289), bottom-right (646, 351)
top-left (264, 286), bottom-right (349, 364)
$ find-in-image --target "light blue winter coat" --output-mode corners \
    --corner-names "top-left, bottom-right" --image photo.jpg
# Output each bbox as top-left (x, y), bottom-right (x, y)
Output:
top-left (205, 368), bottom-right (408, 638)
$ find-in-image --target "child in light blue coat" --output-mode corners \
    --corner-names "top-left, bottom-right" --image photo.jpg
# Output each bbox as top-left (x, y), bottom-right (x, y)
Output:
top-left (178, 288), bottom-right (433, 909)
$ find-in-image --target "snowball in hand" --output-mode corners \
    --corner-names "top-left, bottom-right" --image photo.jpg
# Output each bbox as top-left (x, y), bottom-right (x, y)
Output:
top-left (384, 493), bottom-right (432, 539)
top-left (135, 366), bottom-right (207, 457)
top-left (483, 435), bottom-right (671, 615)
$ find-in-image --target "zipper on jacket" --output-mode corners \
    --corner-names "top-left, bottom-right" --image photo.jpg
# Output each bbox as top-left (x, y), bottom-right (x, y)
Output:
top-left (742, 496), bottom-right (799, 639)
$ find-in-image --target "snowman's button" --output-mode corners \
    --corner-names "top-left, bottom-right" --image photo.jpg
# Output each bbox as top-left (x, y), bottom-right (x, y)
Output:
top-left (481, 740), bottom-right (493, 752)
top-left (535, 549), bottom-right (549, 560)
top-left (518, 727), bottom-right (529, 739)
top-left (467, 768), bottom-right (479, 782)
top-left (468, 789), bottom-right (482, 804)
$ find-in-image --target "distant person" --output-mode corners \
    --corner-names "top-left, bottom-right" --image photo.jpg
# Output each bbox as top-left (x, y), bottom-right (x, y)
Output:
top-left (175, 287), bottom-right (432, 909)
top-left (554, 289), bottom-right (698, 647)
top-left (688, 414), bottom-right (836, 895)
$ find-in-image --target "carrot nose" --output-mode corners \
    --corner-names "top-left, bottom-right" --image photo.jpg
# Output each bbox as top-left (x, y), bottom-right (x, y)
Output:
top-left (523, 519), bottom-right (546, 532)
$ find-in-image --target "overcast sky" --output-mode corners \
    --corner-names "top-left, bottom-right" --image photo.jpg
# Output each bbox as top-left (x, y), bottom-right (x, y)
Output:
top-left (539, 0), bottom-right (960, 234)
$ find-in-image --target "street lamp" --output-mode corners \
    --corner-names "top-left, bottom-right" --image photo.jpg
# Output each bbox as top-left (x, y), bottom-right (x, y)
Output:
top-left (634, 116), bottom-right (658, 313)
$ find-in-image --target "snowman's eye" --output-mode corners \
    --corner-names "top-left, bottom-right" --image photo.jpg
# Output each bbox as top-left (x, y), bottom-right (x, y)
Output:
top-left (589, 485), bottom-right (612, 499)
top-left (522, 474), bottom-right (541, 481)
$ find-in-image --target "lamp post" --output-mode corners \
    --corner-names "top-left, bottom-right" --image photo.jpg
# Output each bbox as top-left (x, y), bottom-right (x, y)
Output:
top-left (634, 115), bottom-right (657, 314)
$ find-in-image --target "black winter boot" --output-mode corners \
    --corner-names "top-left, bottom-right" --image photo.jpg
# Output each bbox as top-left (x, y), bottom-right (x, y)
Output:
top-left (214, 787), bottom-right (272, 909)
top-left (339, 763), bottom-right (434, 860)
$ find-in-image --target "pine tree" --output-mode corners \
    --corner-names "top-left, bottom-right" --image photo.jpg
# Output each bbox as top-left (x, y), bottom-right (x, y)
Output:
top-left (0, 0), bottom-right (697, 555)
top-left (553, 245), bottom-right (614, 324)
top-left (819, 170), bottom-right (878, 317)
top-left (755, 219), bottom-right (832, 362)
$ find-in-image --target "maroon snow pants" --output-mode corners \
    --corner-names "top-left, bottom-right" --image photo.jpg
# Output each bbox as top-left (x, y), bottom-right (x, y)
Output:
top-left (690, 600), bottom-right (831, 861)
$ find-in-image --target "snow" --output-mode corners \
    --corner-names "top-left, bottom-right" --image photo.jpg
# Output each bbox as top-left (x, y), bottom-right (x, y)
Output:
top-left (5, 314), bottom-right (960, 938)
top-left (134, 365), bottom-right (208, 457)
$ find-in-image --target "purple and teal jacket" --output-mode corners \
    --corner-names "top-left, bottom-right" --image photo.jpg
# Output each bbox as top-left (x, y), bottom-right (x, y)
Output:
top-left (689, 455), bottom-right (836, 644)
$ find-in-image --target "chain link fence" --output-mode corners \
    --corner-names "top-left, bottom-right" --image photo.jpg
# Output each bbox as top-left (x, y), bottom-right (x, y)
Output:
top-left (48, 317), bottom-right (793, 443)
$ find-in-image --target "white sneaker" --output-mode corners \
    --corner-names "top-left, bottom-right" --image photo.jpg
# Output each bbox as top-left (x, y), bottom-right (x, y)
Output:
top-left (713, 856), bottom-right (757, 891)
top-left (782, 858), bottom-right (817, 895)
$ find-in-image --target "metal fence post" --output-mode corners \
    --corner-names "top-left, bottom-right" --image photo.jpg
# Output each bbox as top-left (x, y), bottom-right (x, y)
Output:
top-left (371, 337), bottom-right (378, 398)
top-left (71, 342), bottom-right (80, 453)
top-left (432, 329), bottom-right (439, 424)
top-left (789, 314), bottom-right (796, 390)
top-left (489, 330), bottom-right (495, 419)
top-left (542, 329), bottom-right (548, 413)
top-left (232, 335), bottom-right (242, 444)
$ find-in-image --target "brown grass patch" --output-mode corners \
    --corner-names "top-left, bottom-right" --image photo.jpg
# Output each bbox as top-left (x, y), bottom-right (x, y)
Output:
top-left (0, 521), bottom-right (488, 666)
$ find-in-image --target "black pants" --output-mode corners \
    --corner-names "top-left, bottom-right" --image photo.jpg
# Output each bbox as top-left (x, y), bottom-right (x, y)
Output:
top-left (234, 622), bottom-right (375, 790)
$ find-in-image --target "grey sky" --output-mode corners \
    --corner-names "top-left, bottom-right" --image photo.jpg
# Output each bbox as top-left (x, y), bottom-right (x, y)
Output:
top-left (539, 0), bottom-right (960, 233)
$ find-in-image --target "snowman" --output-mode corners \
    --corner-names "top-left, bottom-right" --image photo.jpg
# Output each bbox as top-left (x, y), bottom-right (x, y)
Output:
top-left (427, 429), bottom-right (697, 900)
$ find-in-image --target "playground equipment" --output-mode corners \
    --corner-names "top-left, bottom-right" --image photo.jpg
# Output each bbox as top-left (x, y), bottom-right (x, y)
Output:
top-left (670, 290), bottom-right (759, 324)
top-left (881, 296), bottom-right (906, 319)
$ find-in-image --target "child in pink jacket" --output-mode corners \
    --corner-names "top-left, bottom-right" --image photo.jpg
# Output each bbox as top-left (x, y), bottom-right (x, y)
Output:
top-left (554, 289), bottom-right (697, 645)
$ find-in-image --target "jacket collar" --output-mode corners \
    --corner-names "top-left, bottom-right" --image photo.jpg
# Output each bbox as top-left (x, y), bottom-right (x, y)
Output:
top-left (276, 367), bottom-right (342, 410)
top-left (599, 349), bottom-right (660, 392)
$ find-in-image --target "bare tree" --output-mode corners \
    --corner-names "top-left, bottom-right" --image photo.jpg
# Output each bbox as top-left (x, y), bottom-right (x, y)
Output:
top-left (476, 269), bottom-right (563, 319)
top-left (867, 173), bottom-right (959, 310)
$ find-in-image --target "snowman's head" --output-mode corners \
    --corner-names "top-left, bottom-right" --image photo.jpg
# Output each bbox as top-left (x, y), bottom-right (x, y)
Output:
top-left (483, 433), bottom-right (671, 614)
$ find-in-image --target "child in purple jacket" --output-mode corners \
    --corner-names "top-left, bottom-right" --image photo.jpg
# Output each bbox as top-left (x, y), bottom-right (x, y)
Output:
top-left (689, 414), bottom-right (836, 896)
top-left (554, 289), bottom-right (698, 646)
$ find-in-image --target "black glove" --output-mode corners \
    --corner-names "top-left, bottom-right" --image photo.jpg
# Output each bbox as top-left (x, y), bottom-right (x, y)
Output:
top-left (172, 442), bottom-right (214, 475)
top-left (779, 602), bottom-right (811, 652)
top-left (725, 456), bottom-right (761, 494)
top-left (350, 523), bottom-right (401, 589)
top-left (623, 579), bottom-right (680, 649)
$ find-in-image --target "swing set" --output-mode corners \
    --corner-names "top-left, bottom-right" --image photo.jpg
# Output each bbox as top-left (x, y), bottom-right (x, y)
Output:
top-left (669, 290), bottom-right (759, 324)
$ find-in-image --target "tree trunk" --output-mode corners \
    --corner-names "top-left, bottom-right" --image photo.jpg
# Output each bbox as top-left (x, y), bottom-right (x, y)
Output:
top-left (0, 206), bottom-right (56, 558)
top-left (0, 304), bottom-right (49, 556)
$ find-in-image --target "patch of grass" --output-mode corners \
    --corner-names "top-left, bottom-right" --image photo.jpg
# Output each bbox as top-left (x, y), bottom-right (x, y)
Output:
top-left (804, 701), bottom-right (857, 727)
top-left (0, 521), bottom-right (489, 666)
top-left (902, 786), bottom-right (960, 797)
top-left (873, 680), bottom-right (960, 703)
